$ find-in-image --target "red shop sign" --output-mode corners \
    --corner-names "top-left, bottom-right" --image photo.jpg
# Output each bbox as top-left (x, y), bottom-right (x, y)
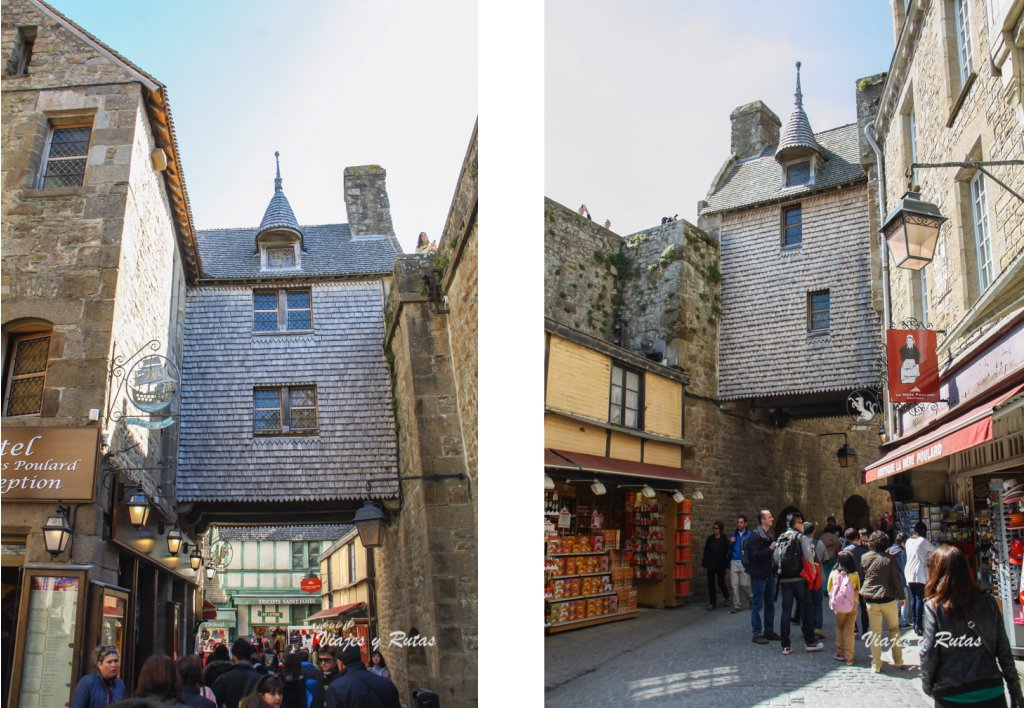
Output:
top-left (300, 577), bottom-right (322, 593)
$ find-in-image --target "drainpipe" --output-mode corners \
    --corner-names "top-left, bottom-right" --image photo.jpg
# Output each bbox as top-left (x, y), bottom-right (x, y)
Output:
top-left (864, 121), bottom-right (896, 443)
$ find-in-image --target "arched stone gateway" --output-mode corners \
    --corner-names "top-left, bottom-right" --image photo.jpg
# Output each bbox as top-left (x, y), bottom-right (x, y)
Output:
top-left (843, 495), bottom-right (871, 531)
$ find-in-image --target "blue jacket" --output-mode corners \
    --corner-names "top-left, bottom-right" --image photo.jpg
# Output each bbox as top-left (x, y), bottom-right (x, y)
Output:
top-left (71, 672), bottom-right (126, 708)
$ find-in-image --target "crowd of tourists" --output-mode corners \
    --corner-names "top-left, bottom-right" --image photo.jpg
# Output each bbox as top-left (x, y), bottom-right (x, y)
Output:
top-left (71, 637), bottom-right (399, 708)
top-left (702, 509), bottom-right (1024, 706)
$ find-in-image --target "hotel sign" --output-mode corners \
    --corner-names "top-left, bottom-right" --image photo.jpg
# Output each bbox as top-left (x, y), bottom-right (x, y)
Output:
top-left (0, 427), bottom-right (99, 502)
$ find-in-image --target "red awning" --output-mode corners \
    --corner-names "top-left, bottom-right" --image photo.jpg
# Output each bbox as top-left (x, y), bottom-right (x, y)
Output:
top-left (546, 449), bottom-right (707, 484)
top-left (306, 602), bottom-right (366, 622)
top-left (864, 383), bottom-right (1024, 484)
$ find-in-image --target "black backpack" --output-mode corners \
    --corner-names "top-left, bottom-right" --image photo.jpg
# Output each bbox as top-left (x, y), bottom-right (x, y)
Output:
top-left (739, 533), bottom-right (755, 573)
top-left (774, 531), bottom-right (803, 578)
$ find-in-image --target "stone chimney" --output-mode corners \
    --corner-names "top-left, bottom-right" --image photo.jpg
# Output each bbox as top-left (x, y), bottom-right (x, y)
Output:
top-left (729, 101), bottom-right (781, 159)
top-left (344, 165), bottom-right (395, 237)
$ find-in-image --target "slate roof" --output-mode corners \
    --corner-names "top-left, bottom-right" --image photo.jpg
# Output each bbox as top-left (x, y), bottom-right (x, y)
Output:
top-left (257, 154), bottom-right (302, 237)
top-left (176, 282), bottom-right (399, 502)
top-left (775, 63), bottom-right (823, 163)
top-left (195, 224), bottom-right (397, 280)
top-left (217, 525), bottom-right (353, 542)
top-left (701, 123), bottom-right (864, 215)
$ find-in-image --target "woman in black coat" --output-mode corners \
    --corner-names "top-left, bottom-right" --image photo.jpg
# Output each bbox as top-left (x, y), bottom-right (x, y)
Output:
top-left (920, 545), bottom-right (1024, 706)
top-left (702, 521), bottom-right (732, 610)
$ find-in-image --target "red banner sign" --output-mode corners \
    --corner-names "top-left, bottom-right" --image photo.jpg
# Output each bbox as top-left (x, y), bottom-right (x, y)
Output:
top-left (886, 329), bottom-right (940, 402)
top-left (300, 577), bottom-right (322, 593)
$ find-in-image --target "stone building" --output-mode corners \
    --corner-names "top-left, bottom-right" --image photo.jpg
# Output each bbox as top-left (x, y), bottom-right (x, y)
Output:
top-left (1, 0), bottom-right (200, 701)
top-left (860, 0), bottom-right (1023, 640)
top-left (544, 67), bottom-right (896, 603)
top-left (380, 124), bottom-right (477, 705)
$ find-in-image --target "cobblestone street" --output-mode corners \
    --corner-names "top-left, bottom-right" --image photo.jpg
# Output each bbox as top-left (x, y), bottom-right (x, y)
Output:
top-left (546, 602), bottom-right (934, 707)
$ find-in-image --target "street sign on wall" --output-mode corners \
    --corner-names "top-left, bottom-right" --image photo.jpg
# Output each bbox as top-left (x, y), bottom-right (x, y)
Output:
top-left (1, 427), bottom-right (99, 501)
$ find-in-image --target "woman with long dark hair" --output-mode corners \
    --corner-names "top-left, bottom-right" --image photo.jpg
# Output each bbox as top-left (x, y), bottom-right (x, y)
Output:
top-left (240, 675), bottom-right (283, 708)
top-left (921, 545), bottom-right (1024, 707)
top-left (134, 655), bottom-right (188, 708)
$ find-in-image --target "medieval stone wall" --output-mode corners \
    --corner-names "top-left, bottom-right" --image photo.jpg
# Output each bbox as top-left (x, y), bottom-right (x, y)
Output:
top-left (544, 198), bottom-right (620, 341)
top-left (380, 257), bottom-right (476, 706)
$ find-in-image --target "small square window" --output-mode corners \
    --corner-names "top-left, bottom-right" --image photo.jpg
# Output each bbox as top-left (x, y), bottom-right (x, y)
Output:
top-left (808, 291), bottom-right (830, 332)
top-left (782, 205), bottom-right (802, 247)
top-left (38, 126), bottom-right (91, 188)
top-left (786, 162), bottom-right (811, 187)
top-left (253, 289), bottom-right (312, 332)
top-left (253, 385), bottom-right (318, 433)
top-left (265, 246), bottom-right (296, 269)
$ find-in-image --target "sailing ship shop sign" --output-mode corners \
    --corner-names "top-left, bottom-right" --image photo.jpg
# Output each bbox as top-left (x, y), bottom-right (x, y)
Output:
top-left (1, 428), bottom-right (99, 501)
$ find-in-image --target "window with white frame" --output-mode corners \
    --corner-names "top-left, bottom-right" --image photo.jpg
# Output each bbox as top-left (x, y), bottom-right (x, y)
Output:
top-left (907, 107), bottom-right (919, 187)
top-left (253, 385), bottom-right (318, 433)
top-left (970, 172), bottom-right (993, 291)
top-left (4, 332), bottom-right (51, 416)
top-left (38, 126), bottom-right (90, 188)
top-left (954, 0), bottom-right (973, 88)
top-left (609, 364), bottom-right (642, 429)
top-left (914, 268), bottom-right (930, 327)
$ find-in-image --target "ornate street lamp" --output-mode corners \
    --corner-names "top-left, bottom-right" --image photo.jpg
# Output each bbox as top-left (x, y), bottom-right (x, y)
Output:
top-left (353, 501), bottom-right (386, 549)
top-left (41, 505), bottom-right (73, 559)
top-left (205, 564), bottom-right (216, 581)
top-left (881, 191), bottom-right (947, 271)
top-left (189, 547), bottom-right (203, 571)
top-left (166, 526), bottom-right (183, 555)
top-left (126, 492), bottom-right (151, 529)
top-left (837, 442), bottom-right (858, 469)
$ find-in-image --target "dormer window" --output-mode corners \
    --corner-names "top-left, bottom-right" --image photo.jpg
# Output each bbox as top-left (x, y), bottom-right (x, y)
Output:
top-left (260, 243), bottom-right (300, 271)
top-left (786, 161), bottom-right (811, 187)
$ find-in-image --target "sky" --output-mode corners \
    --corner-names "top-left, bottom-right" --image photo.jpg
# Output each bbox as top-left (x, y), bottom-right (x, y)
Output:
top-left (46, 0), bottom-right (477, 253)
top-left (546, 1), bottom-right (897, 236)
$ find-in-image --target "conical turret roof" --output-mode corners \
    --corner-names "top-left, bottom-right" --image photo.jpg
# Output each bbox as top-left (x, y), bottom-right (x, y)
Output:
top-left (257, 152), bottom-right (301, 237)
top-left (775, 62), bottom-right (823, 165)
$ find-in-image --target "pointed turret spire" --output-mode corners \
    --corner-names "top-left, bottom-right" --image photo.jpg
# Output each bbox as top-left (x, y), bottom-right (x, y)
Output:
top-left (256, 151), bottom-right (301, 240)
top-left (775, 60), bottom-right (823, 166)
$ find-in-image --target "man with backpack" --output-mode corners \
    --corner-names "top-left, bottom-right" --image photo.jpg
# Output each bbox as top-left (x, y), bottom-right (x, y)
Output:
top-left (746, 509), bottom-right (781, 645)
top-left (774, 512), bottom-right (825, 655)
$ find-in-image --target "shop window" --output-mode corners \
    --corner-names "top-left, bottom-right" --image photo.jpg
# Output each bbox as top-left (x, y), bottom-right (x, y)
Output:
top-left (782, 205), bottom-right (802, 247)
top-left (6, 26), bottom-right (36, 76)
top-left (253, 289), bottom-right (312, 332)
top-left (609, 364), bottom-right (643, 429)
top-left (38, 125), bottom-right (91, 188)
top-left (4, 331), bottom-right (51, 417)
top-left (253, 385), bottom-right (318, 433)
top-left (807, 290), bottom-right (830, 333)
top-left (786, 162), bottom-right (811, 187)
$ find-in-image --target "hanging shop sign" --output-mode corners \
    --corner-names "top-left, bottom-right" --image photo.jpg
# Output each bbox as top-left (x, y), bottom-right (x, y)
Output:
top-left (300, 576), bottom-right (322, 593)
top-left (123, 355), bottom-right (179, 429)
top-left (1, 427), bottom-right (99, 501)
top-left (887, 329), bottom-right (940, 402)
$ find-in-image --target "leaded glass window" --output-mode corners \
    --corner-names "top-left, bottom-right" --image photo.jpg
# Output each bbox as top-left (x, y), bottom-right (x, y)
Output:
top-left (5, 334), bottom-right (50, 416)
top-left (253, 385), bottom-right (317, 433)
top-left (266, 246), bottom-right (296, 269)
top-left (786, 162), bottom-right (811, 187)
top-left (40, 126), bottom-right (90, 188)
top-left (253, 289), bottom-right (312, 332)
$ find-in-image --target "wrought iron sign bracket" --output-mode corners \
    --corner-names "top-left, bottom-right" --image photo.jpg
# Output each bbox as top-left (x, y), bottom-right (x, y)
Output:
top-left (421, 269), bottom-right (450, 315)
top-left (105, 339), bottom-right (162, 423)
top-left (907, 161), bottom-right (1024, 204)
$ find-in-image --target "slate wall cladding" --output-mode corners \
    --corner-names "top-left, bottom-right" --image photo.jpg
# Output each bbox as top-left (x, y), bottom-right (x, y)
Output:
top-left (716, 186), bottom-right (879, 400)
top-left (874, 0), bottom-right (1023, 349)
top-left (177, 281), bottom-right (398, 502)
top-left (1, 0), bottom-right (184, 578)
top-left (544, 198), bottom-right (620, 341)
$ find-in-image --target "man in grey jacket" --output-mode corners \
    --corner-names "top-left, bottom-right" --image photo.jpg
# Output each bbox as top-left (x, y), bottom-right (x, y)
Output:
top-left (774, 512), bottom-right (825, 655)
